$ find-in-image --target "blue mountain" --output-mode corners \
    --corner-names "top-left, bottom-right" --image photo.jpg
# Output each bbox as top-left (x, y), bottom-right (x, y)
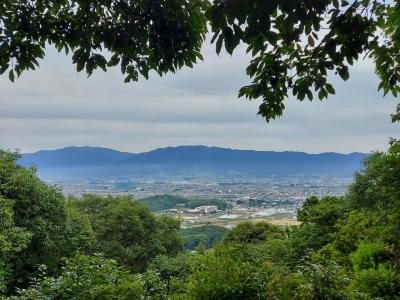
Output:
top-left (19, 146), bottom-right (133, 167)
top-left (18, 145), bottom-right (367, 178)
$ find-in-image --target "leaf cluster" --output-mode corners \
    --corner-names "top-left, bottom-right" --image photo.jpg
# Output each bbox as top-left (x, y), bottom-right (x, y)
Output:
top-left (208, 0), bottom-right (400, 121)
top-left (0, 0), bottom-right (208, 82)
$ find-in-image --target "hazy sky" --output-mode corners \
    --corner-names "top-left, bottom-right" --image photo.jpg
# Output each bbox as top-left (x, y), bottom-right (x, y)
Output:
top-left (1, 36), bottom-right (399, 154)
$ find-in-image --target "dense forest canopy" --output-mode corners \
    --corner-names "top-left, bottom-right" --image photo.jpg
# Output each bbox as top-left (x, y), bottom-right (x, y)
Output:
top-left (1, 0), bottom-right (400, 121)
top-left (1, 141), bottom-right (400, 298)
top-left (0, 150), bottom-right (182, 294)
top-left (138, 194), bottom-right (227, 211)
top-left (181, 225), bottom-right (228, 251)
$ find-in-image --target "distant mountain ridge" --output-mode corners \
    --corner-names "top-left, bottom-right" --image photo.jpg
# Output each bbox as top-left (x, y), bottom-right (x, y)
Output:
top-left (18, 145), bottom-right (367, 179)
top-left (19, 146), bottom-right (133, 167)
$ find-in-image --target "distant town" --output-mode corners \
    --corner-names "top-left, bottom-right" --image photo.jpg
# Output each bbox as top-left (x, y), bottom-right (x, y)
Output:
top-left (49, 175), bottom-right (352, 228)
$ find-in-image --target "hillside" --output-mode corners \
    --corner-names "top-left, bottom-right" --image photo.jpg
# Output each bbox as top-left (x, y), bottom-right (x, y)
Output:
top-left (19, 146), bottom-right (133, 167)
top-left (18, 145), bottom-right (367, 178)
top-left (137, 194), bottom-right (227, 211)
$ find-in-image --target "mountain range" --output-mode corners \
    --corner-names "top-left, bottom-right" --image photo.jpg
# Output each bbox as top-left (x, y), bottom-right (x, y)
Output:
top-left (18, 146), bottom-right (367, 179)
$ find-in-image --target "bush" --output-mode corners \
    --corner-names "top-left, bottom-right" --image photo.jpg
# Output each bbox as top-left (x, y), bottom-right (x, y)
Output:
top-left (14, 254), bottom-right (144, 300)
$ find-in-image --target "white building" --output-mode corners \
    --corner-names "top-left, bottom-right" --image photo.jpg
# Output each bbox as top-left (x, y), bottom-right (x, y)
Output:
top-left (187, 205), bottom-right (218, 214)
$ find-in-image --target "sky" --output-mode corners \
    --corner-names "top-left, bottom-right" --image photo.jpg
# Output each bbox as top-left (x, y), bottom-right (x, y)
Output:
top-left (0, 36), bottom-right (399, 154)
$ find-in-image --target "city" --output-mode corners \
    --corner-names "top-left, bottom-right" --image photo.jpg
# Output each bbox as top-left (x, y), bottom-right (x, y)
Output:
top-left (49, 175), bottom-right (352, 228)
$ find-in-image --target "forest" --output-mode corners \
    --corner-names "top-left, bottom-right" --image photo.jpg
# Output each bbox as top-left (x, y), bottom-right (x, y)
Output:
top-left (1, 0), bottom-right (400, 298)
top-left (138, 195), bottom-right (227, 212)
top-left (1, 141), bottom-right (399, 299)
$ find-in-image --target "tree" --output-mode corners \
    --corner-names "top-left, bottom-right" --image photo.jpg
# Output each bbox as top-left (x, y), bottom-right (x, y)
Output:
top-left (0, 0), bottom-right (208, 82)
top-left (63, 202), bottom-right (97, 256)
top-left (0, 197), bottom-right (31, 295)
top-left (297, 196), bottom-right (345, 227)
top-left (0, 151), bottom-right (101, 294)
top-left (332, 141), bottom-right (400, 258)
top-left (208, 0), bottom-right (400, 121)
top-left (348, 264), bottom-right (400, 299)
top-left (0, 150), bottom-right (68, 291)
top-left (286, 196), bottom-right (346, 262)
top-left (143, 253), bottom-right (192, 298)
top-left (4, 141), bottom-right (400, 299)
top-left (2, 1), bottom-right (400, 121)
top-left (187, 245), bottom-right (271, 299)
top-left (347, 140), bottom-right (400, 210)
top-left (69, 194), bottom-right (183, 272)
top-left (222, 221), bottom-right (285, 245)
top-left (14, 254), bottom-right (144, 300)
top-left (316, 142), bottom-right (400, 298)
top-left (181, 225), bottom-right (228, 250)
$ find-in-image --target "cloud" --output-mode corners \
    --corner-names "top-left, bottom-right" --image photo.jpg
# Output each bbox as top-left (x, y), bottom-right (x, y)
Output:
top-left (0, 37), bottom-right (399, 154)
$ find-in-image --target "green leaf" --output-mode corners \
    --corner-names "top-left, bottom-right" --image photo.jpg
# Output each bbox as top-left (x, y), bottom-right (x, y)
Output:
top-left (216, 35), bottom-right (223, 55)
top-left (326, 84), bottom-right (335, 94)
top-left (9, 70), bottom-right (14, 82)
top-left (308, 35), bottom-right (315, 47)
top-left (108, 54), bottom-right (120, 67)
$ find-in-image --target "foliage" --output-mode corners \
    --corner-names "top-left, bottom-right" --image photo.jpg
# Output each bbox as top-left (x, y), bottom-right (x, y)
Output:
top-left (350, 241), bottom-right (387, 272)
top-left (13, 254), bottom-right (144, 300)
top-left (347, 141), bottom-right (400, 210)
top-left (187, 245), bottom-right (271, 299)
top-left (138, 194), bottom-right (227, 211)
top-left (297, 196), bottom-right (345, 227)
top-left (266, 271), bottom-right (311, 300)
top-left (69, 194), bottom-right (183, 272)
top-left (3, 142), bottom-right (400, 299)
top-left (223, 221), bottom-right (285, 244)
top-left (180, 225), bottom-right (228, 250)
top-left (321, 142), bottom-right (400, 298)
top-left (0, 151), bottom-right (184, 294)
top-left (0, 150), bottom-right (68, 291)
top-left (287, 195), bottom-right (347, 263)
top-left (285, 224), bottom-right (329, 265)
top-left (63, 202), bottom-right (97, 256)
top-left (4, 1), bottom-right (400, 120)
top-left (0, 197), bottom-right (31, 294)
top-left (0, 0), bottom-right (208, 82)
top-left (348, 264), bottom-right (400, 299)
top-left (143, 253), bottom-right (192, 298)
top-left (208, 0), bottom-right (400, 121)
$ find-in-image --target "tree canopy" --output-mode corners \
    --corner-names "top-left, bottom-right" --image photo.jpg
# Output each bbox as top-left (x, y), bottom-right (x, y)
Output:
top-left (1, 0), bottom-right (399, 121)
top-left (68, 194), bottom-right (183, 272)
top-left (0, 0), bottom-right (208, 82)
top-left (208, 0), bottom-right (400, 121)
top-left (0, 151), bottom-right (183, 294)
top-left (0, 150), bottom-right (69, 291)
top-left (2, 142), bottom-right (400, 299)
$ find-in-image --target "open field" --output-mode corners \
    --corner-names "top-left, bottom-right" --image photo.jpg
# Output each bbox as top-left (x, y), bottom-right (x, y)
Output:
top-left (175, 208), bottom-right (300, 229)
